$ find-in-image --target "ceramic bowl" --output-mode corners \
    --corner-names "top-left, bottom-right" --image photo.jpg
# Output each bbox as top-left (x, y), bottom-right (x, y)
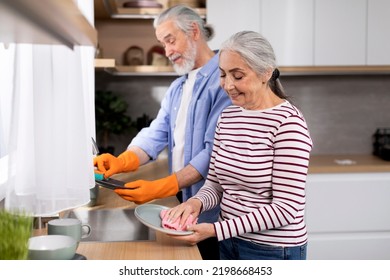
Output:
top-left (28, 235), bottom-right (77, 260)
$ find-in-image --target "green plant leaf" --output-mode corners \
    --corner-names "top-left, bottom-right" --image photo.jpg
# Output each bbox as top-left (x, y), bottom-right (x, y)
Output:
top-left (95, 90), bottom-right (135, 148)
top-left (0, 210), bottom-right (33, 260)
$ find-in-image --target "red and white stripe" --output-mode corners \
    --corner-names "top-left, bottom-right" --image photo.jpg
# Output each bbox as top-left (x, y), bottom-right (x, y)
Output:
top-left (194, 101), bottom-right (313, 247)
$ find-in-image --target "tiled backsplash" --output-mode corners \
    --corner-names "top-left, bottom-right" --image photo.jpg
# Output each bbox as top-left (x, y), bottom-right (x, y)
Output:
top-left (96, 72), bottom-right (390, 155)
top-left (285, 75), bottom-right (390, 155)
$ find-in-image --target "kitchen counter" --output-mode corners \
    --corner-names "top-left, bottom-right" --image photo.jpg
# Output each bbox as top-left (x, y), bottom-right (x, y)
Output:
top-left (130, 154), bottom-right (390, 176)
top-left (308, 154), bottom-right (390, 173)
top-left (33, 154), bottom-right (389, 259)
top-left (33, 158), bottom-right (202, 260)
top-left (74, 191), bottom-right (201, 260)
top-left (305, 155), bottom-right (390, 260)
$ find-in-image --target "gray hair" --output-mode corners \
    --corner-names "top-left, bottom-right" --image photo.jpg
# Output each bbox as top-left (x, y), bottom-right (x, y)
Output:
top-left (153, 5), bottom-right (214, 41)
top-left (220, 31), bottom-right (287, 99)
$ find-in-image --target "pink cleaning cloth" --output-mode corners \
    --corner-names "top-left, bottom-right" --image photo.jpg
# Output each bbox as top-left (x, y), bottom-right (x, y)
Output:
top-left (160, 209), bottom-right (196, 231)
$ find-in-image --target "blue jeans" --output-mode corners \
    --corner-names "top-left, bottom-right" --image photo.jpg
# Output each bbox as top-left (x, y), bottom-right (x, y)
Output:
top-left (219, 237), bottom-right (307, 260)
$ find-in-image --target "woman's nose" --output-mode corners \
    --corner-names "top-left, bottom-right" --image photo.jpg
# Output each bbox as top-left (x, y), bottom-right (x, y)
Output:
top-left (224, 76), bottom-right (235, 90)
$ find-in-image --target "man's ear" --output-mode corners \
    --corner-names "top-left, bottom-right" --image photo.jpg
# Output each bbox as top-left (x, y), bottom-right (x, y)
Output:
top-left (191, 22), bottom-right (201, 40)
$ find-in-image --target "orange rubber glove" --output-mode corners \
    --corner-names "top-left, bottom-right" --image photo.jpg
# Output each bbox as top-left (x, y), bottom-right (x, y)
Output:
top-left (93, 150), bottom-right (140, 178)
top-left (114, 174), bottom-right (179, 204)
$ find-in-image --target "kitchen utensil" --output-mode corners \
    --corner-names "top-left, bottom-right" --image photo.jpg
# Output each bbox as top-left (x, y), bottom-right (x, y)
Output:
top-left (90, 137), bottom-right (101, 206)
top-left (95, 177), bottom-right (129, 190)
top-left (48, 218), bottom-right (91, 244)
top-left (373, 128), bottom-right (390, 161)
top-left (28, 235), bottom-right (77, 260)
top-left (123, 45), bottom-right (144, 66)
top-left (92, 137), bottom-right (99, 156)
top-left (147, 45), bottom-right (168, 66)
top-left (134, 204), bottom-right (193, 236)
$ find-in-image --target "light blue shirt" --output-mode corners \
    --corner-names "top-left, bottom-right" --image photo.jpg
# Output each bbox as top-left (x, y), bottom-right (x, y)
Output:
top-left (129, 52), bottom-right (231, 223)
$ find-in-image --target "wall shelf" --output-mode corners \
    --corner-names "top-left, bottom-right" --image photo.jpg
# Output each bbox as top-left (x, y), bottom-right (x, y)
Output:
top-left (95, 58), bottom-right (116, 68)
top-left (0, 0), bottom-right (97, 48)
top-left (99, 0), bottom-right (206, 19)
top-left (113, 7), bottom-right (206, 19)
top-left (104, 65), bottom-right (177, 76)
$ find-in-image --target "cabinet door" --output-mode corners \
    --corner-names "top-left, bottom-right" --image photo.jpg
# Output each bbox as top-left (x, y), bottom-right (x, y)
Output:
top-left (206, 0), bottom-right (261, 50)
top-left (314, 0), bottom-right (366, 66)
top-left (367, 0), bottom-right (390, 65)
top-left (261, 0), bottom-right (314, 66)
top-left (305, 172), bottom-right (390, 260)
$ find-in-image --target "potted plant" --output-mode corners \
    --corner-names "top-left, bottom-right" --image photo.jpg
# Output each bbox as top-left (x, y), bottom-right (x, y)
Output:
top-left (0, 210), bottom-right (33, 260)
top-left (95, 90), bottom-right (134, 154)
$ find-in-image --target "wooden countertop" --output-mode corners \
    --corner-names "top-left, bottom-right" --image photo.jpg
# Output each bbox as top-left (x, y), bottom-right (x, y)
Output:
top-left (92, 153), bottom-right (390, 178)
top-left (308, 154), bottom-right (390, 174)
top-left (75, 191), bottom-right (201, 260)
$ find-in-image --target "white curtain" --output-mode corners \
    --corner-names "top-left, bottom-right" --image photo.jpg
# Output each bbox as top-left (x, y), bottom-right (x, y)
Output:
top-left (0, 0), bottom-right (95, 216)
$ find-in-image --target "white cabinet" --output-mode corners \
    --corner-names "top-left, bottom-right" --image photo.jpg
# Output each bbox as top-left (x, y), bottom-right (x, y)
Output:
top-left (314, 0), bottom-right (366, 66)
top-left (208, 0), bottom-right (314, 66)
top-left (367, 0), bottom-right (390, 65)
top-left (207, 0), bottom-right (390, 68)
top-left (207, 0), bottom-right (261, 51)
top-left (305, 172), bottom-right (390, 259)
top-left (261, 0), bottom-right (314, 66)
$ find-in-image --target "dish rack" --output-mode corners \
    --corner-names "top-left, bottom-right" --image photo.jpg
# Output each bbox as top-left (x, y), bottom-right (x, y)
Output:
top-left (373, 128), bottom-right (390, 161)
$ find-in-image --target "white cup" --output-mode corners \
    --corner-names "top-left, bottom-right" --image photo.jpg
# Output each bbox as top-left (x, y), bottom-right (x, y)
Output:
top-left (48, 218), bottom-right (91, 244)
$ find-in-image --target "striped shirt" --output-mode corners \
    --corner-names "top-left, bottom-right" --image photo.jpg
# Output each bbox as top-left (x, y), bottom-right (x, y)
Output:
top-left (193, 101), bottom-right (313, 247)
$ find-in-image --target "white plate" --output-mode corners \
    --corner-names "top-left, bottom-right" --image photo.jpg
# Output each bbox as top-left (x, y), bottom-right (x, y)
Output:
top-left (134, 204), bottom-right (193, 236)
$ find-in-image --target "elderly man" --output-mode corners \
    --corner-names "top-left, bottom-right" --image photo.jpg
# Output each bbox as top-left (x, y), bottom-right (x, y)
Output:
top-left (94, 5), bottom-right (231, 259)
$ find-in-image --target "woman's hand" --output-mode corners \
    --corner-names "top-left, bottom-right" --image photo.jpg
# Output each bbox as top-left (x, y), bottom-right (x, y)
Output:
top-left (162, 198), bottom-right (202, 227)
top-left (169, 223), bottom-right (216, 245)
top-left (162, 198), bottom-right (216, 245)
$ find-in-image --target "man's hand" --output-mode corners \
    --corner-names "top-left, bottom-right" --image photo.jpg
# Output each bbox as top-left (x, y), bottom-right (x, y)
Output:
top-left (93, 150), bottom-right (139, 178)
top-left (114, 174), bottom-right (179, 204)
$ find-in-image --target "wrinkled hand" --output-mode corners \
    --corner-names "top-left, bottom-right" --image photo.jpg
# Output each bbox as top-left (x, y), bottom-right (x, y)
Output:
top-left (168, 223), bottom-right (216, 245)
top-left (93, 150), bottom-right (139, 178)
top-left (162, 198), bottom-right (202, 227)
top-left (161, 199), bottom-right (215, 245)
top-left (114, 174), bottom-right (179, 204)
top-left (160, 209), bottom-right (197, 231)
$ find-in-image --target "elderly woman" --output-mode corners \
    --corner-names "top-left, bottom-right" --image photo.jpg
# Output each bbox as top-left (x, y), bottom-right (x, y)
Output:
top-left (163, 31), bottom-right (313, 260)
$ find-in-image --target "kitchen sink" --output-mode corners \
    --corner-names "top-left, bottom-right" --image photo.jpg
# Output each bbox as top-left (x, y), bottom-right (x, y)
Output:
top-left (65, 208), bottom-right (156, 242)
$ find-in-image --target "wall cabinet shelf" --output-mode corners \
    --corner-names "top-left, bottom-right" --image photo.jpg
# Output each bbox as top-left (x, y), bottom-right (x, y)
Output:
top-left (105, 65), bottom-right (176, 76)
top-left (94, 0), bottom-right (205, 76)
top-left (98, 0), bottom-right (206, 19)
top-left (106, 6), bottom-right (206, 19)
top-left (95, 58), bottom-right (115, 68)
top-left (94, 58), bottom-right (176, 76)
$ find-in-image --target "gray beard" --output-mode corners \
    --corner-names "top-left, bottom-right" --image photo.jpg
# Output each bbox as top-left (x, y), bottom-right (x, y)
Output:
top-left (173, 59), bottom-right (195, 75)
top-left (172, 42), bottom-right (197, 76)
